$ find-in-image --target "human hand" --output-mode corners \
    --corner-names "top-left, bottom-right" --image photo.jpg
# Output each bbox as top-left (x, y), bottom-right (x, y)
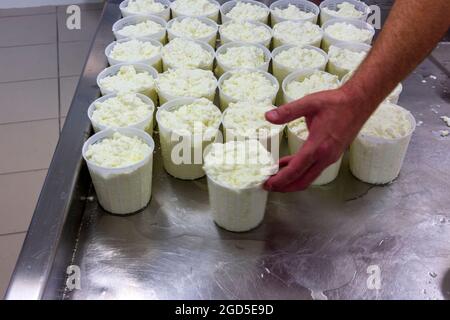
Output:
top-left (264, 87), bottom-right (374, 192)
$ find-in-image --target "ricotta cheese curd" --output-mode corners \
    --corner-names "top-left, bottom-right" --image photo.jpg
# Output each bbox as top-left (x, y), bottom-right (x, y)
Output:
top-left (90, 93), bottom-right (154, 134)
top-left (156, 68), bottom-right (217, 103)
top-left (284, 70), bottom-right (339, 102)
top-left (216, 45), bottom-right (266, 75)
top-left (327, 45), bottom-right (367, 78)
top-left (168, 17), bottom-right (216, 45)
top-left (86, 132), bottom-right (151, 168)
top-left (203, 140), bottom-right (277, 232)
top-left (273, 21), bottom-right (323, 48)
top-left (220, 21), bottom-right (272, 48)
top-left (322, 2), bottom-right (363, 19)
top-left (84, 130), bottom-right (154, 214)
top-left (116, 20), bottom-right (164, 39)
top-left (272, 46), bottom-right (327, 82)
top-left (220, 70), bottom-right (278, 109)
top-left (441, 116), bottom-right (450, 127)
top-left (223, 101), bottom-right (284, 149)
top-left (157, 98), bottom-right (221, 180)
top-left (109, 39), bottom-right (161, 64)
top-left (350, 103), bottom-right (415, 184)
top-left (225, 2), bottom-right (269, 23)
top-left (171, 0), bottom-right (219, 19)
top-left (98, 65), bottom-right (157, 103)
top-left (324, 22), bottom-right (372, 43)
top-left (287, 117), bottom-right (342, 185)
top-left (161, 38), bottom-right (214, 71)
top-left (273, 4), bottom-right (315, 20)
top-left (125, 0), bottom-right (167, 15)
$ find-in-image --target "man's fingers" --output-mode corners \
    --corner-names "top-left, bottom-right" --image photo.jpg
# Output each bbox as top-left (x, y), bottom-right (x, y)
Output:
top-left (264, 142), bottom-right (316, 191)
top-left (274, 162), bottom-right (328, 193)
top-left (265, 95), bottom-right (317, 124)
top-left (278, 155), bottom-right (294, 168)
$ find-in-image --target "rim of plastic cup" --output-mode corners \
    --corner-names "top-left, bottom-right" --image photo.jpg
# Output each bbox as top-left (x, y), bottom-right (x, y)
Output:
top-left (322, 17), bottom-right (376, 45)
top-left (219, 20), bottom-right (273, 46)
top-left (357, 103), bottom-right (416, 143)
top-left (272, 44), bottom-right (328, 71)
top-left (220, 0), bottom-right (270, 24)
top-left (96, 62), bottom-right (159, 96)
top-left (319, 0), bottom-right (371, 20)
top-left (221, 104), bottom-right (285, 139)
top-left (328, 40), bottom-right (372, 53)
top-left (105, 36), bottom-right (163, 65)
top-left (282, 69), bottom-right (341, 102)
top-left (156, 97), bottom-right (222, 138)
top-left (82, 127), bottom-right (155, 174)
top-left (166, 16), bottom-right (218, 43)
top-left (270, 0), bottom-right (320, 23)
top-left (203, 140), bottom-right (276, 191)
top-left (170, 0), bottom-right (220, 19)
top-left (216, 41), bottom-right (271, 73)
top-left (112, 14), bottom-right (167, 41)
top-left (218, 68), bottom-right (280, 105)
top-left (161, 38), bottom-right (215, 71)
top-left (119, 0), bottom-right (171, 17)
top-left (272, 19), bottom-right (324, 46)
top-left (87, 92), bottom-right (155, 132)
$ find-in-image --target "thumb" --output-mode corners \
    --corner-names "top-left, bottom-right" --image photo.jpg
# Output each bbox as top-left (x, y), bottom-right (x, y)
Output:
top-left (265, 95), bottom-right (317, 124)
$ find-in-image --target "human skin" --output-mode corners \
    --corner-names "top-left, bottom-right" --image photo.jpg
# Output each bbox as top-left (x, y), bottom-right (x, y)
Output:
top-left (264, 0), bottom-right (450, 192)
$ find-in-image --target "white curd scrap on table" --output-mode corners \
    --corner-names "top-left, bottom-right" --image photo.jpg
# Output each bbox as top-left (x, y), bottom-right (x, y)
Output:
top-left (156, 68), bottom-right (217, 102)
top-left (324, 22), bottom-right (372, 43)
top-left (273, 4), bottom-right (315, 20)
top-left (220, 21), bottom-right (272, 46)
top-left (91, 93), bottom-right (154, 133)
top-left (273, 21), bottom-right (323, 47)
top-left (161, 38), bottom-right (214, 70)
top-left (322, 2), bottom-right (363, 19)
top-left (221, 70), bottom-right (278, 104)
top-left (124, 0), bottom-right (167, 15)
top-left (117, 20), bottom-right (164, 38)
top-left (109, 39), bottom-right (161, 62)
top-left (99, 65), bottom-right (155, 95)
top-left (169, 17), bottom-right (216, 40)
top-left (441, 116), bottom-right (450, 127)
top-left (85, 132), bottom-right (151, 168)
top-left (285, 70), bottom-right (339, 101)
top-left (225, 2), bottom-right (268, 22)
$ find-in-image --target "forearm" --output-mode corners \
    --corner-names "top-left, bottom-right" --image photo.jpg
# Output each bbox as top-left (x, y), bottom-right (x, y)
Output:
top-left (343, 0), bottom-right (450, 117)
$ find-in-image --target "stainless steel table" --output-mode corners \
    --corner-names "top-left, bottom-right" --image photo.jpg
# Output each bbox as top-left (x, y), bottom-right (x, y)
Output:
top-left (6, 0), bottom-right (450, 300)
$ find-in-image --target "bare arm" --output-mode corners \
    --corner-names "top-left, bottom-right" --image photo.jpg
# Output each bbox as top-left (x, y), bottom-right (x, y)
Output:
top-left (264, 0), bottom-right (450, 192)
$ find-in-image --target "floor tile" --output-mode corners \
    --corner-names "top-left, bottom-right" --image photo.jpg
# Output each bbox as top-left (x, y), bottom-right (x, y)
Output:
top-left (0, 78), bottom-right (58, 124)
top-left (0, 14), bottom-right (56, 48)
top-left (58, 41), bottom-right (91, 77)
top-left (0, 44), bottom-right (57, 83)
top-left (0, 119), bottom-right (59, 174)
top-left (60, 76), bottom-right (80, 116)
top-left (58, 9), bottom-right (102, 42)
top-left (0, 170), bottom-right (47, 235)
top-left (0, 232), bottom-right (26, 299)
top-left (0, 5), bottom-right (56, 18)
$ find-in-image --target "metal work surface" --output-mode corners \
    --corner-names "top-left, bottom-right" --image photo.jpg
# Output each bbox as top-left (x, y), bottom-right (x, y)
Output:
top-left (8, 0), bottom-right (450, 300)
